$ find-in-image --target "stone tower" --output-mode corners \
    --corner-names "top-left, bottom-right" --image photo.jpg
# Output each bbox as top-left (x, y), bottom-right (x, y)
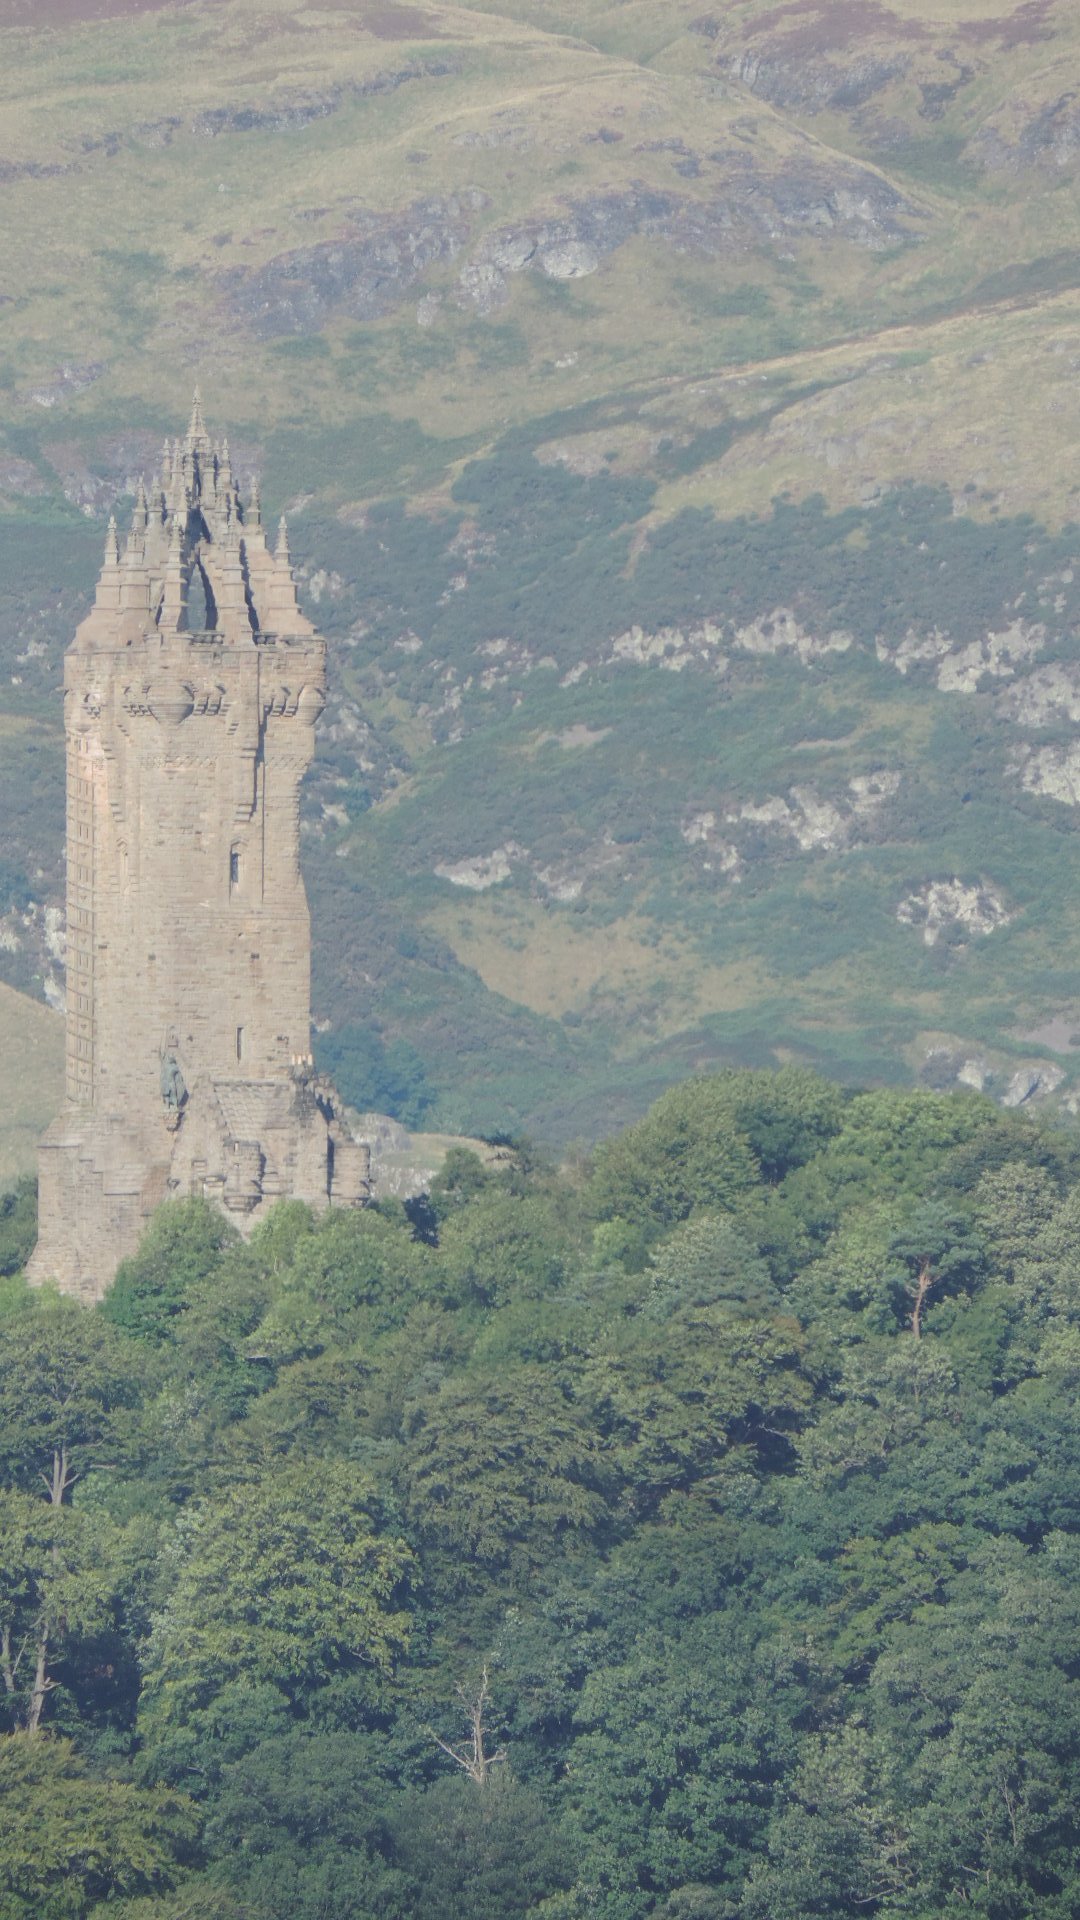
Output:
top-left (28, 394), bottom-right (369, 1303)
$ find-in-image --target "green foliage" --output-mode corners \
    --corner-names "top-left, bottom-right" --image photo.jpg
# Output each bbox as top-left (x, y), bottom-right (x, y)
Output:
top-left (103, 1200), bottom-right (240, 1344)
top-left (585, 1078), bottom-right (761, 1240)
top-left (0, 1734), bottom-right (196, 1919)
top-left (138, 1462), bottom-right (414, 1773)
top-left (388, 1771), bottom-right (573, 1920)
top-left (3, 1069), bottom-right (1080, 1915)
top-left (644, 1215), bottom-right (779, 1320)
top-left (203, 1730), bottom-right (407, 1920)
top-left (403, 1368), bottom-right (607, 1584)
top-left (0, 1300), bottom-right (145, 1500)
top-left (438, 1191), bottom-right (572, 1307)
top-left (313, 1023), bottom-right (433, 1129)
top-left (0, 1177), bottom-right (37, 1277)
top-left (0, 1493), bottom-right (119, 1731)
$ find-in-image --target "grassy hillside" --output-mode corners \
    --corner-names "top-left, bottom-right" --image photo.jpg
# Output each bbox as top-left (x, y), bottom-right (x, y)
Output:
top-left (0, 984), bottom-right (63, 1183)
top-left (5, 0), bottom-right (1080, 1141)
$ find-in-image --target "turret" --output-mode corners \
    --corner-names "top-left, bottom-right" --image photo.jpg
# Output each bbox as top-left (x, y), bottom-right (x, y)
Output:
top-left (256, 515), bottom-right (314, 637)
top-left (158, 511), bottom-right (188, 632)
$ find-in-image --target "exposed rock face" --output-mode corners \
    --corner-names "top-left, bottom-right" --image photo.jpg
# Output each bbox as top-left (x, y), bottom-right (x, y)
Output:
top-left (936, 623), bottom-right (1047, 692)
top-left (28, 397), bottom-right (370, 1304)
top-left (16, 66), bottom-right (459, 173)
top-left (227, 169), bottom-right (882, 333)
top-left (1010, 742), bottom-right (1080, 806)
top-left (224, 191), bottom-right (486, 337)
top-left (600, 608), bottom-right (851, 675)
top-left (921, 1046), bottom-right (1062, 1106)
top-left (1003, 1063), bottom-right (1065, 1107)
top-left (968, 92), bottom-right (1080, 175)
top-left (358, 1111), bottom-right (507, 1200)
top-left (733, 608), bottom-right (853, 663)
top-left (458, 161), bottom-right (923, 312)
top-left (432, 832), bottom-right (627, 903)
top-left (725, 48), bottom-right (912, 115)
top-left (680, 812), bottom-right (743, 881)
top-left (609, 621), bottom-right (727, 672)
top-left (725, 772), bottom-right (899, 855)
top-left (0, 457), bottom-right (49, 504)
top-left (39, 431), bottom-right (167, 519)
top-left (877, 620), bottom-right (1046, 688)
top-left (435, 847), bottom-right (517, 890)
top-left (897, 879), bottom-right (1011, 946)
top-left (1000, 661), bottom-right (1080, 727)
top-left (22, 363), bottom-right (104, 410)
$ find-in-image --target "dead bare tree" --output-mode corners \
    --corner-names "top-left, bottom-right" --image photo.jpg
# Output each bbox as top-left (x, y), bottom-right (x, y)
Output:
top-left (1, 1614), bottom-right (56, 1736)
top-left (427, 1664), bottom-right (507, 1787)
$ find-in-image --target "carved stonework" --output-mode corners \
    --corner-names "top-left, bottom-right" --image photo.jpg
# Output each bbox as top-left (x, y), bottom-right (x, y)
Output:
top-left (27, 393), bottom-right (370, 1303)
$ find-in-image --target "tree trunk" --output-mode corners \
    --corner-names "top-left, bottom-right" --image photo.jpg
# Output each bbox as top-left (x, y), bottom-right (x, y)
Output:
top-left (911, 1259), bottom-right (935, 1340)
top-left (48, 1445), bottom-right (70, 1507)
top-left (25, 1631), bottom-right (50, 1736)
top-left (428, 1665), bottom-right (507, 1787)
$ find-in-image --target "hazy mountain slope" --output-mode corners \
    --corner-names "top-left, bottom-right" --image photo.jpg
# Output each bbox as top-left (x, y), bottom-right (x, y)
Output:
top-left (4, 0), bottom-right (1080, 1141)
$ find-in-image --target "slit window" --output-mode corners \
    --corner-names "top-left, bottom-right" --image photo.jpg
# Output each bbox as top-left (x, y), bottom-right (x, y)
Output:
top-left (230, 848), bottom-right (240, 887)
top-left (236, 1026), bottom-right (244, 1063)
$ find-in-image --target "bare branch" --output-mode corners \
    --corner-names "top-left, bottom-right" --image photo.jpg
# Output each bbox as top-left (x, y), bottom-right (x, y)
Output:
top-left (428, 1663), bottom-right (507, 1787)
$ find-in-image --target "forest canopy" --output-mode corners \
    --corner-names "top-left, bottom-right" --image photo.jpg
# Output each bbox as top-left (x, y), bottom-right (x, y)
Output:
top-left (2, 1065), bottom-right (1080, 1919)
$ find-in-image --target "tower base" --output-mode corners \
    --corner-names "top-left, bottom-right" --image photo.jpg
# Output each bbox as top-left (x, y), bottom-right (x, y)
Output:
top-left (27, 1068), bottom-right (370, 1304)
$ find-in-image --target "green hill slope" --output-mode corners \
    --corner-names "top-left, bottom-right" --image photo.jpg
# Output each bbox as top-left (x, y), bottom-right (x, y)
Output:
top-left (5, 0), bottom-right (1080, 1141)
top-left (0, 983), bottom-right (63, 1183)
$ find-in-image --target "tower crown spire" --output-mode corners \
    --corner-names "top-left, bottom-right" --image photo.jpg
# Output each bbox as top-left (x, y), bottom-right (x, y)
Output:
top-left (187, 385), bottom-right (206, 444)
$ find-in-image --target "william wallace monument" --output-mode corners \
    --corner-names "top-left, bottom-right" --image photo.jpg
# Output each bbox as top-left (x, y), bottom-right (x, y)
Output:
top-left (28, 394), bottom-right (370, 1303)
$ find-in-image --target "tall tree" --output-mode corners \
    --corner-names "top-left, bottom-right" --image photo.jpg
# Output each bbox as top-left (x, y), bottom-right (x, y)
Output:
top-left (0, 1493), bottom-right (121, 1734)
top-left (138, 1462), bottom-right (413, 1777)
top-left (0, 1733), bottom-right (196, 1917)
top-left (0, 1303), bottom-right (144, 1506)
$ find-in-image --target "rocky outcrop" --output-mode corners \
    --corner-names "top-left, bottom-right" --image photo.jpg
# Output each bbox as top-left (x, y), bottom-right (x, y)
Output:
top-left (608, 620), bottom-right (727, 673)
top-left (435, 846), bottom-right (518, 891)
top-left (22, 363), bottom-right (104, 410)
top-left (1009, 742), bottom-right (1080, 807)
top-left (897, 879), bottom-right (1011, 947)
top-left (726, 49), bottom-right (911, 115)
top-left (433, 833), bottom-right (626, 903)
top-left (223, 191), bottom-right (486, 337)
top-left (685, 773), bottom-right (900, 870)
top-left (356, 1111), bottom-right (505, 1201)
top-left (733, 608), bottom-right (853, 663)
top-left (680, 813), bottom-right (743, 881)
top-left (730, 773), bottom-right (899, 853)
top-left (39, 429), bottom-right (165, 518)
top-left (999, 661), bottom-right (1080, 728)
top-left (598, 608), bottom-right (851, 676)
top-left (921, 1046), bottom-right (1064, 1108)
top-left (967, 91), bottom-right (1080, 175)
top-left (0, 457), bottom-right (49, 503)
top-left (457, 159), bottom-right (924, 312)
top-left (1003, 1063), bottom-right (1065, 1108)
top-left (876, 620), bottom-right (1046, 689)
